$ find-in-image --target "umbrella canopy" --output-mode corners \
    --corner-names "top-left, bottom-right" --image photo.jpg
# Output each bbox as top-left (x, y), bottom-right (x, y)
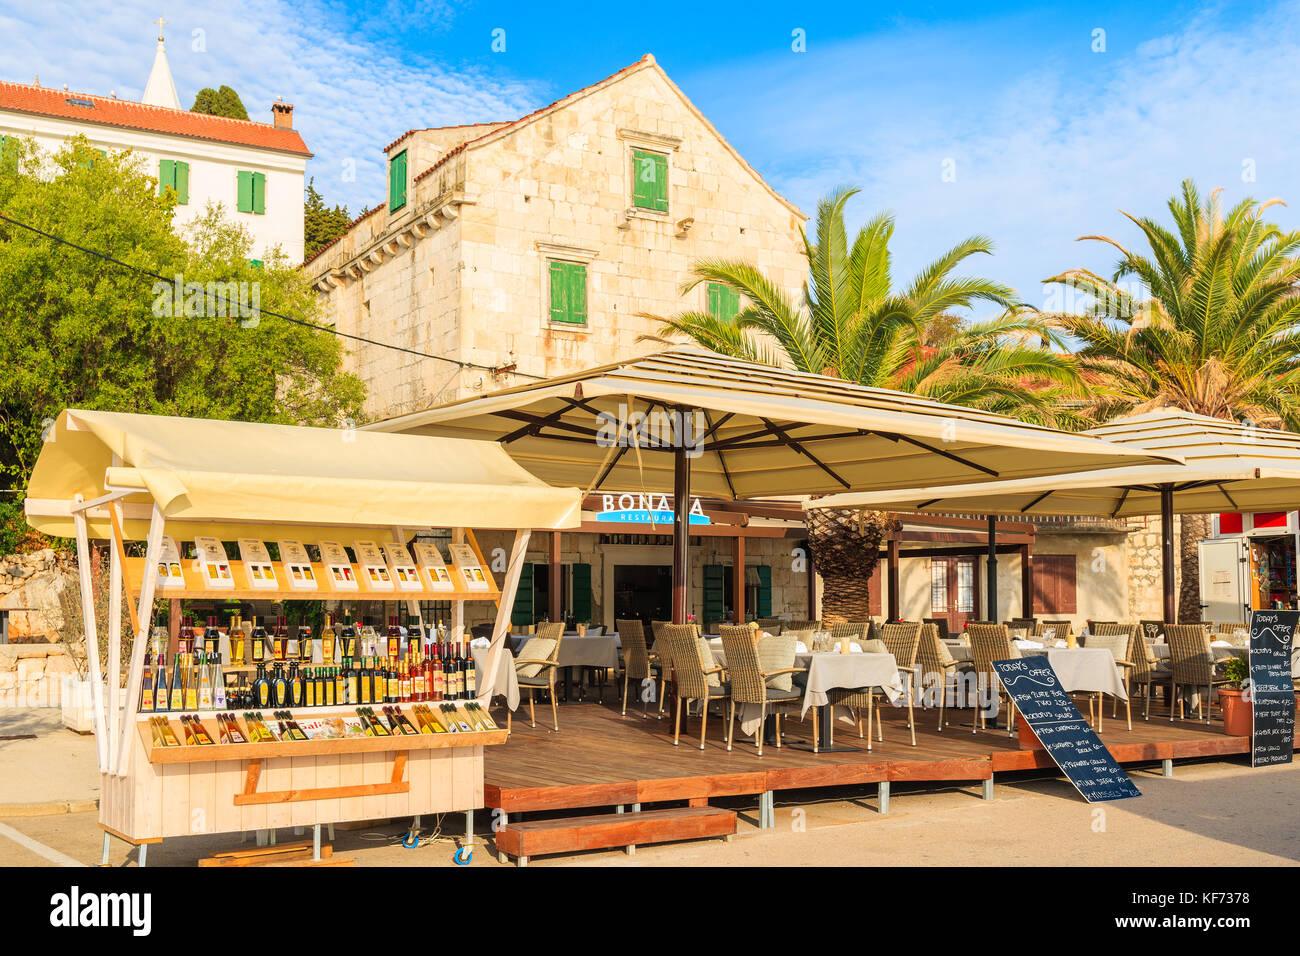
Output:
top-left (25, 409), bottom-right (584, 540)
top-left (809, 409), bottom-right (1300, 517)
top-left (368, 349), bottom-right (1178, 497)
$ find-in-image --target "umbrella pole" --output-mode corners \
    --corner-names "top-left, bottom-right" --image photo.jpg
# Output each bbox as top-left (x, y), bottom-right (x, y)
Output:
top-left (671, 436), bottom-right (691, 624)
top-left (986, 515), bottom-right (998, 623)
top-left (1161, 484), bottom-right (1176, 624)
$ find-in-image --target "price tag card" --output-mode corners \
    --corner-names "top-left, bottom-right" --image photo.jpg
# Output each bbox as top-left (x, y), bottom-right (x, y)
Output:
top-left (353, 539), bottom-right (395, 591)
top-left (319, 540), bottom-right (358, 591)
top-left (156, 536), bottom-right (186, 589)
top-left (381, 541), bottom-right (423, 591)
top-left (193, 536), bottom-right (234, 589)
top-left (236, 538), bottom-right (279, 590)
top-left (412, 542), bottom-right (455, 591)
top-left (278, 539), bottom-right (318, 591)
top-left (448, 543), bottom-right (490, 591)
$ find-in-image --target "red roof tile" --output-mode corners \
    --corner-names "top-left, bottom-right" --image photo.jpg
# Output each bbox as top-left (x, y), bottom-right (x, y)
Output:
top-left (0, 80), bottom-right (312, 156)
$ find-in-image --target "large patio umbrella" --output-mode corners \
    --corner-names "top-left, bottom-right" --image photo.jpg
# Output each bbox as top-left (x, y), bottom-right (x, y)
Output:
top-left (369, 349), bottom-right (1178, 621)
top-left (810, 409), bottom-right (1300, 622)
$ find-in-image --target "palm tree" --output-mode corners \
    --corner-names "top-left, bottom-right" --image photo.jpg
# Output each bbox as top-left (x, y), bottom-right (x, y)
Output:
top-left (646, 187), bottom-right (1085, 621)
top-left (1047, 178), bottom-right (1300, 620)
top-left (646, 186), bottom-right (1086, 425)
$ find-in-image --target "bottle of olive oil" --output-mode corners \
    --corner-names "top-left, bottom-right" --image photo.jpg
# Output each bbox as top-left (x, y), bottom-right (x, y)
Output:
top-left (321, 614), bottom-right (336, 665)
top-left (253, 663), bottom-right (272, 709)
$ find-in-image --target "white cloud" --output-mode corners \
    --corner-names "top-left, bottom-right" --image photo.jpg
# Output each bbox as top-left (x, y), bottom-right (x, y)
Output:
top-left (0, 0), bottom-right (548, 212)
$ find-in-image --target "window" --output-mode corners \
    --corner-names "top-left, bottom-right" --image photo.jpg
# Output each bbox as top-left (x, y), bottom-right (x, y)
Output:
top-left (237, 170), bottom-right (266, 214)
top-left (158, 159), bottom-right (189, 204)
top-left (1032, 554), bottom-right (1078, 614)
top-left (548, 260), bottom-right (587, 326)
top-left (930, 561), bottom-right (949, 613)
top-left (388, 150), bottom-right (408, 212)
top-left (247, 259), bottom-right (264, 270)
top-left (631, 149), bottom-right (668, 212)
top-left (707, 282), bottom-right (740, 320)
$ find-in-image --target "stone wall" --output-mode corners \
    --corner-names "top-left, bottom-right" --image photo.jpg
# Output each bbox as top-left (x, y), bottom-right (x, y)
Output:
top-left (0, 549), bottom-right (83, 708)
top-left (0, 643), bottom-right (80, 708)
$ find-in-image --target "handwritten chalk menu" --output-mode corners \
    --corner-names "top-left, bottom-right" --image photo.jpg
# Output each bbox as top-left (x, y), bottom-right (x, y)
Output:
top-left (156, 535), bottom-right (186, 589)
top-left (381, 541), bottom-right (422, 591)
top-left (992, 658), bottom-right (1141, 802)
top-left (193, 536), bottom-right (235, 589)
top-left (1248, 610), bottom-right (1298, 767)
top-left (353, 540), bottom-right (395, 591)
top-left (277, 539), bottom-right (318, 591)
top-left (412, 542), bottom-right (455, 591)
top-left (318, 540), bottom-right (358, 591)
top-left (448, 543), bottom-right (490, 591)
top-left (236, 538), bottom-right (279, 590)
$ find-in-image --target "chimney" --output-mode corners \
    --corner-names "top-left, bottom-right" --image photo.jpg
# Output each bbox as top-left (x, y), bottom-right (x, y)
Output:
top-left (271, 98), bottom-right (294, 129)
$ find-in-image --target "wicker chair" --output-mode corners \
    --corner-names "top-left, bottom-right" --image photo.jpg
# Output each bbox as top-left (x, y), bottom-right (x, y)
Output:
top-left (1167, 624), bottom-right (1230, 724)
top-left (756, 617), bottom-right (785, 634)
top-left (718, 626), bottom-right (812, 756)
top-left (923, 617), bottom-right (950, 641)
top-left (1084, 624), bottom-right (1133, 731)
top-left (649, 619), bottom-right (673, 714)
top-left (785, 620), bottom-right (819, 632)
top-left (616, 619), bottom-right (660, 718)
top-left (513, 621), bottom-right (564, 732)
top-left (827, 621), bottom-right (921, 748)
top-left (659, 624), bottom-right (730, 749)
top-left (917, 622), bottom-right (970, 732)
top-left (1036, 620), bottom-right (1073, 644)
top-left (1118, 624), bottom-right (1170, 720)
top-left (967, 623), bottom-right (1019, 735)
top-left (829, 621), bottom-right (870, 650)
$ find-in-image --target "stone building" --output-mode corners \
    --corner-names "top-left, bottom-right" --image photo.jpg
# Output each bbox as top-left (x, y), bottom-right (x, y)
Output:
top-left (305, 54), bottom-right (807, 422)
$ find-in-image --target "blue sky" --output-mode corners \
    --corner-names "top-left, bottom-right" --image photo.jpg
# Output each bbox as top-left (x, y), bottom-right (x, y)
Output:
top-left (2, 0), bottom-right (1298, 314)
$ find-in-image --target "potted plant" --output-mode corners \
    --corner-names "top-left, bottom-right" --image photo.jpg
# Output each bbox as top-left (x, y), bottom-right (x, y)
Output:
top-left (1217, 658), bottom-right (1251, 736)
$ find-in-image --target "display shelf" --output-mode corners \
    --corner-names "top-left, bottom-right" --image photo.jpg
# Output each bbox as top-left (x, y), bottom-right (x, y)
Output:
top-left (138, 718), bottom-right (507, 765)
top-left (124, 556), bottom-right (500, 603)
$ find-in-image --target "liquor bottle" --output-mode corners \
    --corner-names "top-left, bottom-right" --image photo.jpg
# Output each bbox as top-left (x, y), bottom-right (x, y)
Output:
top-left (176, 654), bottom-right (191, 711)
top-left (360, 619), bottom-right (379, 658)
top-left (432, 652), bottom-right (444, 702)
top-left (286, 620), bottom-right (300, 661)
top-left (141, 658), bottom-right (155, 711)
top-left (288, 662), bottom-right (303, 709)
top-left (386, 658), bottom-right (400, 704)
top-left (297, 625), bottom-right (313, 662)
top-left (346, 658), bottom-right (360, 706)
top-left (230, 615), bottom-right (246, 665)
top-left (253, 664), bottom-right (272, 709)
top-left (305, 666), bottom-right (318, 707)
top-left (320, 667), bottom-right (333, 707)
top-left (312, 666), bottom-right (324, 707)
top-left (464, 647), bottom-right (477, 699)
top-left (399, 660), bottom-right (412, 703)
top-left (333, 666), bottom-right (345, 707)
top-left (339, 617), bottom-right (358, 660)
top-left (372, 657), bottom-right (385, 706)
top-left (178, 616), bottom-right (194, 655)
top-left (251, 617), bottom-right (267, 664)
top-left (188, 715), bottom-right (215, 746)
top-left (386, 617), bottom-right (401, 659)
top-left (320, 614), bottom-right (336, 665)
top-left (212, 655), bottom-right (227, 709)
top-left (358, 658), bottom-right (372, 705)
top-left (272, 664), bottom-right (288, 708)
top-left (204, 616), bottom-right (220, 656)
top-left (412, 652), bottom-right (426, 702)
top-left (273, 616), bottom-right (287, 662)
top-left (198, 651), bottom-right (213, 710)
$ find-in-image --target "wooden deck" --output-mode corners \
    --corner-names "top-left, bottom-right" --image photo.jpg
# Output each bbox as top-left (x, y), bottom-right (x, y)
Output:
top-left (483, 697), bottom-right (1277, 814)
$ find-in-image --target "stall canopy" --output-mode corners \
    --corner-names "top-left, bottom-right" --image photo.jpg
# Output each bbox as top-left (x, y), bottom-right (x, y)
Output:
top-left (25, 409), bottom-right (584, 540)
top-left (368, 348), bottom-right (1181, 621)
top-left (809, 408), bottom-right (1300, 621)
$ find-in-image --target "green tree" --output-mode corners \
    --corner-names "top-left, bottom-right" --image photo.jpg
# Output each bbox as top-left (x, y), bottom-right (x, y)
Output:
top-left (1047, 178), bottom-right (1300, 619)
top-left (647, 186), bottom-right (1086, 425)
top-left (304, 178), bottom-right (352, 260)
top-left (191, 85), bottom-right (249, 121)
top-left (0, 135), bottom-right (365, 550)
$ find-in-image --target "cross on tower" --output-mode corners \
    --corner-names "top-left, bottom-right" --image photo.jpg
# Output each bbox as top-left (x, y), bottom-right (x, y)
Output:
top-left (154, 16), bottom-right (167, 41)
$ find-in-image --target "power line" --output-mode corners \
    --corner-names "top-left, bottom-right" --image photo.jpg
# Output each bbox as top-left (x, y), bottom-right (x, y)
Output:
top-left (0, 211), bottom-right (545, 379)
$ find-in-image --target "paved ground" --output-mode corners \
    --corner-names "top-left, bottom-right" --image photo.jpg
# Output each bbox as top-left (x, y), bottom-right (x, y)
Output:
top-left (0, 709), bottom-right (100, 811)
top-left (0, 742), bottom-right (1295, 866)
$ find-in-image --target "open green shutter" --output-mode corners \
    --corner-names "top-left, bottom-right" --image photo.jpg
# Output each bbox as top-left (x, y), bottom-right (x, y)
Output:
top-left (569, 263), bottom-right (587, 324)
top-left (252, 172), bottom-right (266, 214)
top-left (389, 151), bottom-right (407, 211)
top-left (174, 161), bottom-right (189, 205)
top-left (651, 153), bottom-right (668, 211)
top-left (756, 566), bottom-right (772, 618)
top-left (631, 150), bottom-right (654, 208)
top-left (511, 563), bottom-right (535, 626)
top-left (549, 261), bottom-right (568, 323)
top-left (703, 564), bottom-right (725, 625)
top-left (571, 564), bottom-right (592, 623)
top-left (159, 159), bottom-right (174, 196)
top-left (237, 171), bottom-right (253, 212)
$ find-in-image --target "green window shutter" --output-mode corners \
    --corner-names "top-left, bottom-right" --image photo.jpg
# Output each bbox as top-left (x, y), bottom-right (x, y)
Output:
top-left (252, 172), bottom-right (266, 214)
top-left (631, 149), bottom-right (668, 211)
top-left (237, 171), bottom-right (253, 212)
top-left (651, 153), bottom-right (668, 211)
top-left (756, 565), bottom-right (772, 618)
top-left (707, 283), bottom-right (739, 320)
top-left (549, 261), bottom-right (587, 325)
top-left (248, 259), bottom-right (264, 270)
top-left (389, 150), bottom-right (408, 212)
top-left (570, 563), bottom-right (592, 623)
top-left (174, 161), bottom-right (189, 205)
top-left (511, 563), bottom-right (535, 626)
top-left (703, 564), bottom-right (726, 625)
top-left (159, 159), bottom-right (174, 196)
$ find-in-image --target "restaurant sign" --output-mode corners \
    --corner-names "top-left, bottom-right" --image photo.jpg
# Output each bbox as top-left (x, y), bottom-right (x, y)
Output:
top-left (595, 493), bottom-right (711, 526)
top-left (992, 658), bottom-right (1141, 802)
top-left (1248, 610), bottom-right (1297, 767)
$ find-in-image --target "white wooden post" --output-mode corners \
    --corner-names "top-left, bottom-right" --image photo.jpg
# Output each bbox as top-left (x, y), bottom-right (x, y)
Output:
top-left (451, 528), bottom-right (466, 642)
top-left (106, 509), bottom-right (123, 767)
top-left (72, 496), bottom-right (108, 772)
top-left (478, 529), bottom-right (529, 709)
top-left (394, 526), bottom-right (426, 635)
top-left (115, 504), bottom-right (164, 777)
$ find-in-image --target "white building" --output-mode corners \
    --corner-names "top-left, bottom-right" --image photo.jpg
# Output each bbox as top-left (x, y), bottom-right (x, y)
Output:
top-left (0, 33), bottom-right (310, 262)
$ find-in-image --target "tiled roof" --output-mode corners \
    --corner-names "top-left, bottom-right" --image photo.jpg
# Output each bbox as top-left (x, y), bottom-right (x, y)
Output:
top-left (0, 80), bottom-right (312, 156)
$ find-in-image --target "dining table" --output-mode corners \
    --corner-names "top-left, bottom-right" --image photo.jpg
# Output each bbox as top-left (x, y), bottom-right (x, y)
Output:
top-left (505, 631), bottom-right (621, 700)
top-left (469, 642), bottom-right (520, 710)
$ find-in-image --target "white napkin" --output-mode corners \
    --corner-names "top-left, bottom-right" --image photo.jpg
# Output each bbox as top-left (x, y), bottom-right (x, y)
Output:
top-left (1210, 640), bottom-right (1232, 647)
top-left (795, 641), bottom-right (808, 654)
top-left (848, 642), bottom-right (862, 653)
top-left (1013, 639), bottom-right (1044, 649)
top-left (1054, 640), bottom-right (1067, 648)
top-left (470, 637), bottom-right (490, 648)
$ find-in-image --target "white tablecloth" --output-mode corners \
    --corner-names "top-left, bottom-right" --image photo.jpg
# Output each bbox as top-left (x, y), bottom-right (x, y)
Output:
top-left (555, 635), bottom-right (620, 669)
top-left (470, 644), bottom-right (520, 710)
top-left (1020, 647), bottom-right (1128, 699)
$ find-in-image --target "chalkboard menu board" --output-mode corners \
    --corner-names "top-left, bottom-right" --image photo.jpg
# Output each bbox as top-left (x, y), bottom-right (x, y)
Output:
top-left (992, 658), bottom-right (1141, 802)
top-left (1248, 610), bottom-right (1298, 767)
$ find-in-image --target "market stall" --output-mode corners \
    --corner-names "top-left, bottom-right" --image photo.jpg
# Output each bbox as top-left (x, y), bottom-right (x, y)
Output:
top-left (24, 409), bottom-right (581, 864)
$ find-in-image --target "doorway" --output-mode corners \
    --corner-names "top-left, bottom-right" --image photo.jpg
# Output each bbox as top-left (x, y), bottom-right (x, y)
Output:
top-left (930, 555), bottom-right (979, 631)
top-left (1249, 534), bottom-right (1298, 611)
top-left (612, 564), bottom-right (672, 625)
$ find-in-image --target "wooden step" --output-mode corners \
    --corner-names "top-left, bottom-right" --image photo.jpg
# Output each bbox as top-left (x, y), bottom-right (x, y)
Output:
top-left (495, 807), bottom-right (736, 865)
